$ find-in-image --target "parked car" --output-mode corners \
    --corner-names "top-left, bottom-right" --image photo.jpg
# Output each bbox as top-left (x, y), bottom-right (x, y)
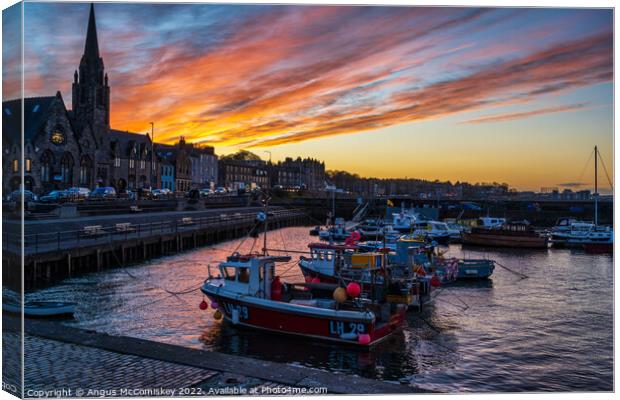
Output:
top-left (89, 187), bottom-right (116, 199)
top-left (123, 190), bottom-right (137, 200)
top-left (151, 189), bottom-right (167, 198)
top-left (67, 187), bottom-right (90, 200)
top-left (199, 188), bottom-right (213, 197)
top-left (215, 187), bottom-right (227, 194)
top-left (8, 189), bottom-right (37, 202)
top-left (40, 190), bottom-right (69, 203)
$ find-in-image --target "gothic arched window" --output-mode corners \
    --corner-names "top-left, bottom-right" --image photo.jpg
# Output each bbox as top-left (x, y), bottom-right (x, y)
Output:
top-left (79, 155), bottom-right (92, 186)
top-left (40, 151), bottom-right (54, 183)
top-left (60, 153), bottom-right (74, 184)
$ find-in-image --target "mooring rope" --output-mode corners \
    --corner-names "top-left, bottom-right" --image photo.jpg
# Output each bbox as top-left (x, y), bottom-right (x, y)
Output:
top-left (494, 260), bottom-right (528, 279)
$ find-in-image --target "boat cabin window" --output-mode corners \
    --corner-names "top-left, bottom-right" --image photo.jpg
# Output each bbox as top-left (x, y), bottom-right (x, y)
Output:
top-left (223, 266), bottom-right (237, 281)
top-left (238, 267), bottom-right (249, 283)
top-left (325, 251), bottom-right (333, 261)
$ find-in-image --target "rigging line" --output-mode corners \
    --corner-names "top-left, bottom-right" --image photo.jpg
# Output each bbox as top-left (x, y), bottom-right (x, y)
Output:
top-left (576, 148), bottom-right (595, 186)
top-left (231, 220), bottom-right (261, 254)
top-left (110, 247), bottom-right (202, 298)
top-left (278, 225), bottom-right (289, 256)
top-left (598, 153), bottom-right (614, 190)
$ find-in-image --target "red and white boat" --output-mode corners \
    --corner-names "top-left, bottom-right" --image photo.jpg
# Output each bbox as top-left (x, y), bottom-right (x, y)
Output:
top-left (201, 253), bottom-right (406, 346)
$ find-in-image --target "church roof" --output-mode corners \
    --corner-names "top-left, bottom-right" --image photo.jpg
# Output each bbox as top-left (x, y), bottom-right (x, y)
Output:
top-left (2, 96), bottom-right (58, 144)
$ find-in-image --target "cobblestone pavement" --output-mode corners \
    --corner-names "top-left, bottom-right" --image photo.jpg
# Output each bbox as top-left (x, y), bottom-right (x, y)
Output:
top-left (2, 332), bottom-right (305, 397)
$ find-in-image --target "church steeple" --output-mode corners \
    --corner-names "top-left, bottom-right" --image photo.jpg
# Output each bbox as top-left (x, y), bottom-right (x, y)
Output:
top-left (72, 3), bottom-right (110, 131)
top-left (84, 3), bottom-right (100, 60)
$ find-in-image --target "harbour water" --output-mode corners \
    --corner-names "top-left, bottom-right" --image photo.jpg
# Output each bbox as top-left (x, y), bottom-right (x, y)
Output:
top-left (25, 226), bottom-right (613, 392)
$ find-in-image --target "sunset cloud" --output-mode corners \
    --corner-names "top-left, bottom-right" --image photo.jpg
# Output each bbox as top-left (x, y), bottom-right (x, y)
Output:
top-left (14, 4), bottom-right (614, 150)
top-left (463, 103), bottom-right (589, 124)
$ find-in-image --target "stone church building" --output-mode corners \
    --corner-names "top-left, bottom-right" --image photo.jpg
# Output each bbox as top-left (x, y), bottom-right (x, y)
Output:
top-left (2, 4), bottom-right (157, 195)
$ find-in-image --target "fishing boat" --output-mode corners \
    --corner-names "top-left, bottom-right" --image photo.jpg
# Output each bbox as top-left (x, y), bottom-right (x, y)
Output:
top-left (409, 244), bottom-right (495, 281)
top-left (299, 237), bottom-right (433, 308)
top-left (318, 218), bottom-right (351, 242)
top-left (391, 208), bottom-right (418, 232)
top-left (411, 220), bottom-right (452, 244)
top-left (462, 221), bottom-right (548, 249)
top-left (357, 220), bottom-right (400, 240)
top-left (2, 299), bottom-right (77, 318)
top-left (476, 217), bottom-right (507, 228)
top-left (201, 253), bottom-right (406, 346)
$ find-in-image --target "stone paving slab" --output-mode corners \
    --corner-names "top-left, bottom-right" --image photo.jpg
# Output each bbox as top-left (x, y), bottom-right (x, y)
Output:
top-left (4, 332), bottom-right (218, 398)
top-left (3, 317), bottom-right (424, 394)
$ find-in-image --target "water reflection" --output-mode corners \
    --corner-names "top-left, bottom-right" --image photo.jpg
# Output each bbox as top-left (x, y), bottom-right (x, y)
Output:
top-left (22, 227), bottom-right (613, 392)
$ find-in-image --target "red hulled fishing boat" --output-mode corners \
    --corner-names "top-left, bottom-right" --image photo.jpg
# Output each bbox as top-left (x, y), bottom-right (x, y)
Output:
top-left (201, 253), bottom-right (405, 346)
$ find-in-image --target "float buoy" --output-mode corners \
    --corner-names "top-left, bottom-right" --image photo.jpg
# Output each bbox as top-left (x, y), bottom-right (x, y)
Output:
top-left (346, 282), bottom-right (361, 298)
top-left (213, 310), bottom-right (223, 320)
top-left (333, 287), bottom-right (347, 303)
top-left (358, 333), bottom-right (371, 345)
top-left (199, 300), bottom-right (208, 310)
top-left (430, 275), bottom-right (441, 287)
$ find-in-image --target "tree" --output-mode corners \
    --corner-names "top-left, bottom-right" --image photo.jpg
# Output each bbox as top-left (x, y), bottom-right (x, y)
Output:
top-left (221, 150), bottom-right (262, 161)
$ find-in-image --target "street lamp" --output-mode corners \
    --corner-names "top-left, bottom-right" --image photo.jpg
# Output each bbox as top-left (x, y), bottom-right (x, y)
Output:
top-left (263, 150), bottom-right (272, 164)
top-left (150, 122), bottom-right (155, 189)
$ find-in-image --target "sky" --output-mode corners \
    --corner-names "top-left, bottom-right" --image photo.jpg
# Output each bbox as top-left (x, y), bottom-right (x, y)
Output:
top-left (3, 3), bottom-right (614, 192)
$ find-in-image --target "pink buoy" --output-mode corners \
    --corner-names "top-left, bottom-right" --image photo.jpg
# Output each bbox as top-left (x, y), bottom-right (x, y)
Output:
top-left (358, 333), bottom-right (371, 345)
top-left (305, 275), bottom-right (313, 283)
top-left (311, 277), bottom-right (321, 284)
top-left (346, 282), bottom-right (361, 297)
top-left (199, 300), bottom-right (208, 310)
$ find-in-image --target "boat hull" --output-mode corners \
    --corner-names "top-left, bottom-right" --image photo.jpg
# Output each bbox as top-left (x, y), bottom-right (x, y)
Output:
top-left (2, 301), bottom-right (77, 318)
top-left (299, 263), bottom-right (339, 284)
top-left (583, 243), bottom-right (613, 254)
top-left (462, 232), bottom-right (548, 249)
top-left (202, 287), bottom-right (404, 346)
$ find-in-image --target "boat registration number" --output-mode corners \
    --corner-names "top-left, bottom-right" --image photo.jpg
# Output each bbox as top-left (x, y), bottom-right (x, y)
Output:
top-left (329, 321), bottom-right (366, 336)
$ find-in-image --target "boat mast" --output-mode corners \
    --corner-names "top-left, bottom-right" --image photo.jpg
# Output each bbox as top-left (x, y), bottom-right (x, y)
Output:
top-left (263, 191), bottom-right (269, 256)
top-left (594, 145), bottom-right (598, 226)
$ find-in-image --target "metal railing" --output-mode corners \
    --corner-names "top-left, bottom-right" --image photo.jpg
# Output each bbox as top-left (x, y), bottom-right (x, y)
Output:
top-left (3, 208), bottom-right (305, 255)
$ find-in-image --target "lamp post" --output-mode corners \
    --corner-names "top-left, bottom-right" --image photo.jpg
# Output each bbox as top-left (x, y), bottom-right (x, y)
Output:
top-left (150, 122), bottom-right (155, 189)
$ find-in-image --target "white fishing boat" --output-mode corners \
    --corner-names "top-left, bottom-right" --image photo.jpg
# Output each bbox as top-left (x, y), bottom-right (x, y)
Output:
top-left (477, 217), bottom-right (507, 228)
top-left (2, 299), bottom-right (77, 318)
top-left (410, 220), bottom-right (452, 244)
top-left (391, 208), bottom-right (418, 232)
top-left (318, 217), bottom-right (351, 241)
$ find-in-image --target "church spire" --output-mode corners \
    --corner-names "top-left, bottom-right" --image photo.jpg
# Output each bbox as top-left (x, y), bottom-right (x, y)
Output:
top-left (84, 3), bottom-right (100, 60)
top-left (72, 2), bottom-right (110, 130)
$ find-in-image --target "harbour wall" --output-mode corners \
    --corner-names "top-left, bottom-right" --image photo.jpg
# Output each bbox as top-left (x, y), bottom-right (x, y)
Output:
top-left (3, 208), bottom-right (308, 291)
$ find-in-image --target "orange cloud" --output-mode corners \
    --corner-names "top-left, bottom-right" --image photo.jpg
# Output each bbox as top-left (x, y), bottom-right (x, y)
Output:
top-left (463, 103), bottom-right (588, 124)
